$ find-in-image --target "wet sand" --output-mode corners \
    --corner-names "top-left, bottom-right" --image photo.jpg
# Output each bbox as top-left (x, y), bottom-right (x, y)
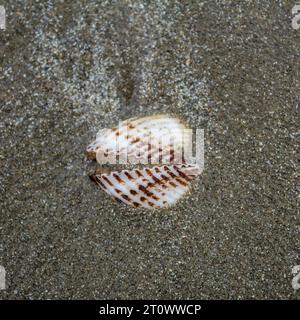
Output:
top-left (0, 0), bottom-right (299, 299)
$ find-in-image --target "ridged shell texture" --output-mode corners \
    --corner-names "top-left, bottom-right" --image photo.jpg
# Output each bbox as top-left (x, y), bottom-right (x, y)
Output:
top-left (85, 115), bottom-right (201, 209)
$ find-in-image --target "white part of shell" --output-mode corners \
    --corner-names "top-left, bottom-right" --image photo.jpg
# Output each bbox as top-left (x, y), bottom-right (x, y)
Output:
top-left (86, 115), bottom-right (202, 209)
top-left (86, 115), bottom-right (191, 165)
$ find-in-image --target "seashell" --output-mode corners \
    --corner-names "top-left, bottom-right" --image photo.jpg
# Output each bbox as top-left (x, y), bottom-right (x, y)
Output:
top-left (85, 115), bottom-right (202, 209)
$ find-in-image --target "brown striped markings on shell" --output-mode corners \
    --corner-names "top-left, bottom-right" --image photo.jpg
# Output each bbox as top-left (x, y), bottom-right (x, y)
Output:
top-left (85, 115), bottom-right (202, 209)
